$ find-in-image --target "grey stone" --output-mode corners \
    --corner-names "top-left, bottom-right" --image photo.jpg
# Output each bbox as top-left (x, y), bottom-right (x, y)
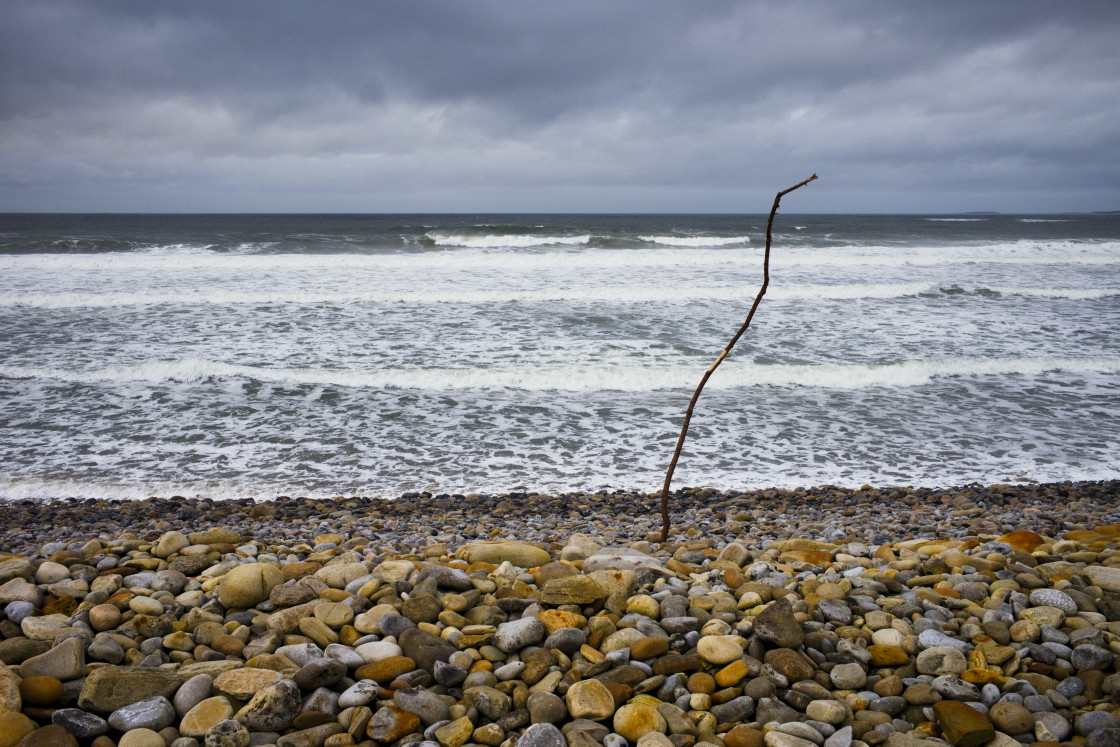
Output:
top-left (394, 686), bottom-right (452, 726)
top-left (519, 722), bottom-right (567, 747)
top-left (107, 695), bottom-right (177, 732)
top-left (752, 597), bottom-right (803, 649)
top-left (174, 673), bottom-right (213, 718)
top-left (493, 617), bottom-right (546, 652)
top-left (710, 695), bottom-right (755, 723)
top-left (1073, 644), bottom-right (1114, 671)
top-left (51, 708), bottom-right (109, 738)
top-left (236, 679), bottom-right (301, 732)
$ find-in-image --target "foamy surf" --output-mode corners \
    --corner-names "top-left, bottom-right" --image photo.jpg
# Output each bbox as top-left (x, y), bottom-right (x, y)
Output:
top-left (4, 355), bottom-right (1117, 392)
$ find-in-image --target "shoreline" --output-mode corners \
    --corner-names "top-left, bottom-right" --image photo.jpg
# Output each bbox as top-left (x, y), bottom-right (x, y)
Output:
top-left (3, 480), bottom-right (1119, 556)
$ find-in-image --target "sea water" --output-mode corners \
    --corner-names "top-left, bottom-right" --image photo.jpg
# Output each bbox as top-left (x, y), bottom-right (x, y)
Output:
top-left (1, 213), bottom-right (1117, 501)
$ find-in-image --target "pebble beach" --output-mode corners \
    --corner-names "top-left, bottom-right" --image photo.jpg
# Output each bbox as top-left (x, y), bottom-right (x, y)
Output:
top-left (4, 480), bottom-right (1120, 747)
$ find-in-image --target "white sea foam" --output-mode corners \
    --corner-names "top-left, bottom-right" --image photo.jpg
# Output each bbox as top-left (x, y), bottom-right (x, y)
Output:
top-left (985, 286), bottom-right (1120, 299)
top-left (5, 355), bottom-right (1117, 392)
top-left (639, 235), bottom-right (751, 247)
top-left (6, 280), bottom-right (1116, 309)
top-left (926, 218), bottom-right (989, 222)
top-left (426, 233), bottom-right (591, 248)
top-left (3, 241), bottom-right (1117, 280)
top-left (0, 282), bottom-right (948, 308)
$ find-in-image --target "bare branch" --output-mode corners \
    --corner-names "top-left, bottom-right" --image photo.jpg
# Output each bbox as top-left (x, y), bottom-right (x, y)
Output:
top-left (659, 174), bottom-right (818, 542)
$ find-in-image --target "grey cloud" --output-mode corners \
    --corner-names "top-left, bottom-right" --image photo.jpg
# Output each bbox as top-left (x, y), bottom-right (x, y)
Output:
top-left (1, 1), bottom-right (1118, 212)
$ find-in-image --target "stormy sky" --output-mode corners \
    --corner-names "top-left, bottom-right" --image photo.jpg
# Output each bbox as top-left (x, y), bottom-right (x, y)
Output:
top-left (2, 2), bottom-right (1118, 213)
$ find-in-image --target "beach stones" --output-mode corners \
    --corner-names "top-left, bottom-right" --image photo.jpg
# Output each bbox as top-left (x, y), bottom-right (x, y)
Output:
top-left (0, 482), bottom-right (1119, 747)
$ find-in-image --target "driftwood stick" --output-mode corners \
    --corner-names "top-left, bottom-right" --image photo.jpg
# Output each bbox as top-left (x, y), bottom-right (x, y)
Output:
top-left (659, 174), bottom-right (817, 542)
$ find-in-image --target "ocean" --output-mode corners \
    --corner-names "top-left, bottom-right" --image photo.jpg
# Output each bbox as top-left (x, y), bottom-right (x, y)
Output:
top-left (1, 213), bottom-right (1118, 502)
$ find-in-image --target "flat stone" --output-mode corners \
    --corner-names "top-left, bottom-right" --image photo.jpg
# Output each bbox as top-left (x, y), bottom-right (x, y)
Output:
top-left (582, 549), bottom-right (666, 573)
top-left (1085, 566), bottom-right (1120, 593)
top-left (50, 708), bottom-right (109, 738)
top-left (78, 667), bottom-right (183, 713)
top-left (12, 724), bottom-right (79, 747)
top-left (539, 576), bottom-right (607, 605)
top-left (933, 700), bottom-right (995, 747)
top-left (107, 695), bottom-right (177, 732)
top-left (179, 695), bottom-right (235, 738)
top-left (456, 542), bottom-right (551, 568)
top-left (214, 668), bottom-right (282, 699)
top-left (493, 617), bottom-right (546, 652)
top-left (365, 705), bottom-right (421, 743)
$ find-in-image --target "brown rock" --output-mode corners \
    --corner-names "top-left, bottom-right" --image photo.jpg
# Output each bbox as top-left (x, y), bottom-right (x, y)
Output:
top-left (868, 645), bottom-right (910, 667)
top-left (724, 725), bottom-right (766, 747)
top-left (456, 542), bottom-right (551, 568)
top-left (613, 703), bottom-right (667, 743)
top-left (565, 679), bottom-right (616, 721)
top-left (179, 696), bottom-right (235, 738)
top-left (752, 597), bottom-right (803, 649)
top-left (11, 724), bottom-right (78, 746)
top-left (999, 530), bottom-right (1046, 553)
top-left (539, 576), bottom-right (607, 605)
top-left (651, 654), bottom-right (703, 676)
top-left (629, 637), bottom-right (669, 660)
top-left (0, 712), bottom-right (37, 746)
top-left (217, 562), bottom-right (284, 609)
top-left (214, 668), bottom-right (282, 699)
top-left (355, 656), bottom-right (417, 684)
top-left (366, 705), bottom-right (421, 743)
top-left (764, 648), bottom-right (815, 683)
top-left (988, 702), bottom-right (1034, 735)
top-left (77, 667), bottom-right (183, 713)
top-left (18, 675), bottom-right (63, 707)
top-left (933, 700), bottom-right (995, 747)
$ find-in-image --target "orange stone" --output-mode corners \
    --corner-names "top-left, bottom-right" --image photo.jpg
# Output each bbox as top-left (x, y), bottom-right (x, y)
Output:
top-left (1063, 529), bottom-right (1103, 543)
top-left (999, 530), bottom-right (1046, 552)
top-left (779, 550), bottom-right (833, 567)
top-left (933, 700), bottom-right (994, 747)
top-left (723, 725), bottom-right (765, 747)
top-left (715, 660), bottom-right (752, 688)
top-left (19, 675), bottom-right (64, 706)
top-left (961, 669), bottom-right (1006, 686)
top-left (868, 645), bottom-right (911, 667)
top-left (355, 655), bottom-right (417, 684)
top-left (630, 637), bottom-right (670, 660)
top-left (687, 672), bottom-right (716, 695)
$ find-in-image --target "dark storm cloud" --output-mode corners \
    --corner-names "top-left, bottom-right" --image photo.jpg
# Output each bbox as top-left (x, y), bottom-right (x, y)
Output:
top-left (2, 1), bottom-right (1118, 212)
